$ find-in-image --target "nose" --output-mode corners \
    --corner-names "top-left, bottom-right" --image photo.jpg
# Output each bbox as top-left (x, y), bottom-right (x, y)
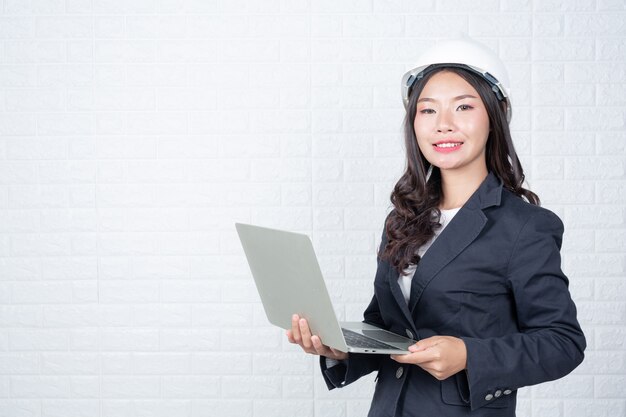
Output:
top-left (436, 109), bottom-right (455, 132)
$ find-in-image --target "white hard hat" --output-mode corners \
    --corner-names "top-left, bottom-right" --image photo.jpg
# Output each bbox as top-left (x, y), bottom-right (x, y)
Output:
top-left (401, 35), bottom-right (512, 124)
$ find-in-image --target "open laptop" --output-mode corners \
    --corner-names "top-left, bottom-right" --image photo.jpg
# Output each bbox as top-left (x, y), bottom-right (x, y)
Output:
top-left (235, 222), bottom-right (416, 354)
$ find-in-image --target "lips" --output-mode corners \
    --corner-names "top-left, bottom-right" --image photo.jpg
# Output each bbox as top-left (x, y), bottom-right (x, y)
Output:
top-left (433, 140), bottom-right (463, 153)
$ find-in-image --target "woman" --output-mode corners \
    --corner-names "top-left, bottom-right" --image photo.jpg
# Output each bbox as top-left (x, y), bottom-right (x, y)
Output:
top-left (287, 36), bottom-right (586, 416)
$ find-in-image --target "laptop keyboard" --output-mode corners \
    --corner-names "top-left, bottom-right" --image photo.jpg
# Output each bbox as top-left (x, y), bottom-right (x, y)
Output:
top-left (341, 328), bottom-right (398, 350)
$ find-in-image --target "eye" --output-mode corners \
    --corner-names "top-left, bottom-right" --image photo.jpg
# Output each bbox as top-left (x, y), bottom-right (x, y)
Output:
top-left (419, 108), bottom-right (435, 114)
top-left (458, 104), bottom-right (473, 111)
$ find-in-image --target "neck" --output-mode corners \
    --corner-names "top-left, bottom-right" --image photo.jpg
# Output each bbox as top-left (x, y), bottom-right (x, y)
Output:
top-left (439, 167), bottom-right (488, 210)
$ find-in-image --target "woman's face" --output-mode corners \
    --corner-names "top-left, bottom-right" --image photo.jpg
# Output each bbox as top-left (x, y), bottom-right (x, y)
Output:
top-left (413, 70), bottom-right (490, 177)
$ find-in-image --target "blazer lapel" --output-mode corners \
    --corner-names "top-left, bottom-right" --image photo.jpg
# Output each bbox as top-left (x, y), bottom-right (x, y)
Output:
top-left (387, 262), bottom-right (418, 331)
top-left (407, 172), bottom-right (503, 312)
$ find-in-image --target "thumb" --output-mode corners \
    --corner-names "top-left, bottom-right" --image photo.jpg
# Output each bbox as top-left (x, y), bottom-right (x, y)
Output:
top-left (408, 337), bottom-right (438, 352)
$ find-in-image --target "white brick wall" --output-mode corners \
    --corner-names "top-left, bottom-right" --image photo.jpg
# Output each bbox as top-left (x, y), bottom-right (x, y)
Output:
top-left (0, 1), bottom-right (624, 416)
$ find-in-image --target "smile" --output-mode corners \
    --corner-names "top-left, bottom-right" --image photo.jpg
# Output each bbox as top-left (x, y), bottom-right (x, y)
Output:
top-left (433, 142), bottom-right (463, 153)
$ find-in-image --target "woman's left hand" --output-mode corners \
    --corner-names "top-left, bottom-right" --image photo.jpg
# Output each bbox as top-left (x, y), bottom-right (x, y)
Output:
top-left (390, 335), bottom-right (467, 381)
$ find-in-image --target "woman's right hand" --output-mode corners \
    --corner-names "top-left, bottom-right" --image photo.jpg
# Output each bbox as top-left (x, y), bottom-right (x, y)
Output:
top-left (286, 314), bottom-right (348, 361)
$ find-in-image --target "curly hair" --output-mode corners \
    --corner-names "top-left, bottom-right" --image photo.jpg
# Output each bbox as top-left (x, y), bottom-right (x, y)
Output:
top-left (380, 66), bottom-right (539, 276)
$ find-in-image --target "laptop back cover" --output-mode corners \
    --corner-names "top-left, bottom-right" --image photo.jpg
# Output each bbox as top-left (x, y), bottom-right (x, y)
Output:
top-left (235, 223), bottom-right (349, 352)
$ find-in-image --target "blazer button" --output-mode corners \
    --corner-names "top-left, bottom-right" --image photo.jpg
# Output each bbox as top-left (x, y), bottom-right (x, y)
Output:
top-left (504, 389), bottom-right (512, 395)
top-left (494, 390), bottom-right (502, 398)
top-left (405, 329), bottom-right (414, 339)
top-left (485, 394), bottom-right (494, 401)
top-left (395, 367), bottom-right (404, 379)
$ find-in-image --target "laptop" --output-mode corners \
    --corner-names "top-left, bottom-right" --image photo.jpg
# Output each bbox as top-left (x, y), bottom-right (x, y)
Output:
top-left (235, 222), bottom-right (416, 354)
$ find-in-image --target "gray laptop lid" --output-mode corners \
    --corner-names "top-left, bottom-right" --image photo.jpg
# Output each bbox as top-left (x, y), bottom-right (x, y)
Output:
top-left (235, 222), bottom-right (349, 352)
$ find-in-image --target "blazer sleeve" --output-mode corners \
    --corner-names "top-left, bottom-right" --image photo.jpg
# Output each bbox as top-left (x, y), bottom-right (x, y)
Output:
top-left (460, 210), bottom-right (586, 411)
top-left (320, 220), bottom-right (391, 390)
top-left (320, 293), bottom-right (385, 389)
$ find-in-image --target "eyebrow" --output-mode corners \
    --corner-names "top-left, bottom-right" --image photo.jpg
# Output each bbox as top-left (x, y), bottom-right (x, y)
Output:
top-left (417, 94), bottom-right (478, 103)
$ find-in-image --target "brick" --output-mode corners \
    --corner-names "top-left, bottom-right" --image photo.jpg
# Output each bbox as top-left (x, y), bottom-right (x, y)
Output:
top-left (596, 327), bottom-right (626, 350)
top-left (4, 41), bottom-right (65, 63)
top-left (595, 277), bottom-right (626, 300)
top-left (40, 256), bottom-right (98, 280)
top-left (532, 83), bottom-right (594, 106)
top-left (132, 353), bottom-right (192, 375)
top-left (255, 400), bottom-right (314, 417)
top-left (5, 0), bottom-right (64, 14)
top-left (67, 41), bottom-right (93, 63)
top-left (565, 14), bottom-right (626, 36)
top-left (576, 301), bottom-right (626, 326)
top-left (9, 328), bottom-right (69, 352)
top-left (596, 182), bottom-right (626, 204)
top-left (313, 208), bottom-right (344, 230)
top-left (192, 400), bottom-right (252, 417)
top-left (94, 16), bottom-right (125, 38)
top-left (0, 114), bottom-right (36, 136)
top-left (407, 18), bottom-right (467, 40)
top-left (222, 376), bottom-right (281, 398)
top-left (596, 38), bottom-right (626, 61)
top-left (311, 0), bottom-right (372, 13)
top-left (36, 17), bottom-right (92, 39)
top-left (252, 207), bottom-right (313, 231)
top-left (533, 0), bottom-right (596, 11)
top-left (565, 157), bottom-right (625, 180)
top-left (564, 399), bottom-right (626, 417)
top-left (532, 64), bottom-right (564, 83)
top-left (532, 400), bottom-right (563, 417)
top-left (567, 63), bottom-right (626, 84)
top-left (566, 253), bottom-right (624, 277)
top-left (283, 376), bottom-right (314, 398)
top-left (70, 376), bottom-right (100, 398)
top-left (0, 65), bottom-right (38, 89)
top-left (0, 17), bottom-right (35, 39)
top-left (566, 108), bottom-right (625, 131)
top-left (10, 376), bottom-right (71, 398)
top-left (471, 14), bottom-right (532, 36)
top-left (0, 255), bottom-right (41, 280)
top-left (12, 282), bottom-right (74, 304)
top-left (533, 38), bottom-right (595, 61)
top-left (161, 281), bottom-right (220, 303)
top-left (532, 180), bottom-right (594, 204)
top-left (565, 205), bottom-right (624, 228)
top-left (532, 375), bottom-right (593, 398)
top-left (253, 352), bottom-right (312, 375)
top-left (95, 40), bottom-right (156, 63)
top-left (192, 304), bottom-right (252, 327)
top-left (0, 306), bottom-right (41, 327)
top-left (597, 83), bottom-right (626, 106)
top-left (312, 39), bottom-right (370, 63)
top-left (41, 354), bottom-right (99, 375)
top-left (98, 279), bottom-right (160, 303)
top-left (161, 329), bottom-right (220, 351)
top-left (101, 377), bottom-right (160, 399)
top-left (532, 107), bottom-right (564, 131)
top-left (38, 65), bottom-right (92, 87)
top-left (162, 376), bottom-right (220, 398)
top-left (561, 229), bottom-right (594, 253)
top-left (595, 375), bottom-right (626, 398)
top-left (344, 15), bottom-right (404, 37)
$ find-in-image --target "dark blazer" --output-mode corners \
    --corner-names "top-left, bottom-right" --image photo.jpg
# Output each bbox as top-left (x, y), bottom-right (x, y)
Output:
top-left (320, 172), bottom-right (586, 417)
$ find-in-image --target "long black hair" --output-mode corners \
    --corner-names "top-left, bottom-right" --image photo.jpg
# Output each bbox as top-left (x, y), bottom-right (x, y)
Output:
top-left (380, 66), bottom-right (539, 276)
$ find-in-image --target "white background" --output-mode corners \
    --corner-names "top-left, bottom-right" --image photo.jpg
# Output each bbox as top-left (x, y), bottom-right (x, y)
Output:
top-left (0, 0), bottom-right (625, 416)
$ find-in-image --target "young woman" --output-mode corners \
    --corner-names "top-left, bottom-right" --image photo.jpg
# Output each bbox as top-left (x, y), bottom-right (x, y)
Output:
top-left (287, 36), bottom-right (586, 416)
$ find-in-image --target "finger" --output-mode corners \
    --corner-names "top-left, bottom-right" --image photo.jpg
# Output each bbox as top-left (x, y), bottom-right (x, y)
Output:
top-left (299, 318), bottom-right (313, 349)
top-left (291, 314), bottom-right (302, 343)
top-left (391, 349), bottom-right (440, 365)
top-left (409, 337), bottom-right (441, 352)
top-left (286, 330), bottom-right (296, 344)
top-left (311, 335), bottom-right (330, 356)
